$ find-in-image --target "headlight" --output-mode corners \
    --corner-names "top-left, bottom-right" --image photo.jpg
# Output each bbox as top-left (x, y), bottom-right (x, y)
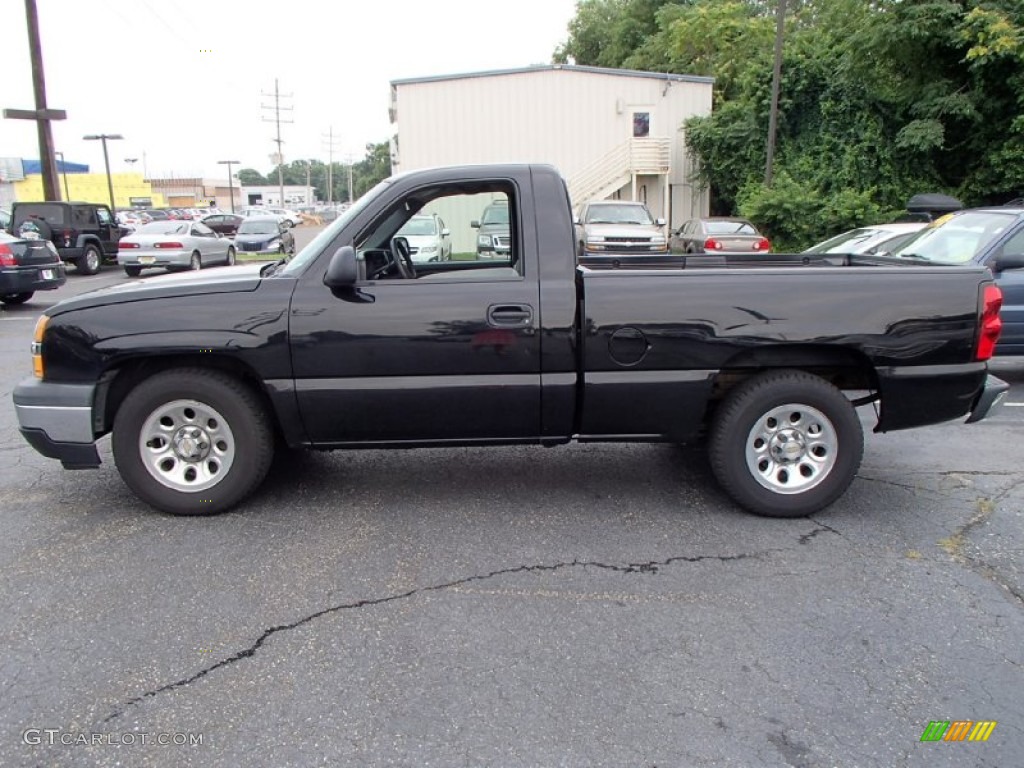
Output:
top-left (587, 235), bottom-right (606, 243)
top-left (651, 235), bottom-right (666, 244)
top-left (420, 245), bottom-right (437, 253)
top-left (477, 235), bottom-right (490, 247)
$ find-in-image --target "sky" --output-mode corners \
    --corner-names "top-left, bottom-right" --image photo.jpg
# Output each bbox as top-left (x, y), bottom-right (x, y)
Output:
top-left (2, 0), bottom-right (579, 180)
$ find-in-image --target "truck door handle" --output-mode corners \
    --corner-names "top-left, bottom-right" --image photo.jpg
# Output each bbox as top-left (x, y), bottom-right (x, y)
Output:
top-left (487, 303), bottom-right (533, 328)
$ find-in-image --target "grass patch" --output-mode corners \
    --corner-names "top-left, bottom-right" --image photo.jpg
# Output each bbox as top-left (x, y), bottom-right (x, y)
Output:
top-left (236, 252), bottom-right (280, 262)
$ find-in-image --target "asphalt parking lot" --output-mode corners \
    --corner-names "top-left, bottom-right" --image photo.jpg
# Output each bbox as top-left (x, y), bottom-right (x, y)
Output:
top-left (1, 229), bottom-right (1022, 766)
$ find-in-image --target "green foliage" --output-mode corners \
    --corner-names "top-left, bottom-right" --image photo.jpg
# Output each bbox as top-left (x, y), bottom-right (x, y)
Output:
top-left (236, 168), bottom-right (266, 186)
top-left (737, 173), bottom-right (886, 251)
top-left (555, 0), bottom-right (1024, 240)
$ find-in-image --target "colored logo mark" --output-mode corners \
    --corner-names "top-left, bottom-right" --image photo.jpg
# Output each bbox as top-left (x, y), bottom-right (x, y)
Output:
top-left (920, 720), bottom-right (997, 742)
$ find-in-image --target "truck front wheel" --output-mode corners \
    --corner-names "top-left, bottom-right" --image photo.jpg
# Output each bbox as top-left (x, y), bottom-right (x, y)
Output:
top-left (112, 369), bottom-right (274, 515)
top-left (709, 370), bottom-right (863, 518)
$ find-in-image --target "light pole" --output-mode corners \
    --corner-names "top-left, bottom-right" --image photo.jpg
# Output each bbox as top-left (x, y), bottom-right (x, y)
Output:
top-left (83, 133), bottom-right (123, 211)
top-left (217, 160), bottom-right (240, 213)
top-left (54, 150), bottom-right (70, 200)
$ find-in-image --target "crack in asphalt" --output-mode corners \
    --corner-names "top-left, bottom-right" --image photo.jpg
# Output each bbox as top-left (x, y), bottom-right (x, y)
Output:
top-left (798, 520), bottom-right (841, 545)
top-left (101, 550), bottom-right (774, 723)
top-left (938, 478), bottom-right (1024, 610)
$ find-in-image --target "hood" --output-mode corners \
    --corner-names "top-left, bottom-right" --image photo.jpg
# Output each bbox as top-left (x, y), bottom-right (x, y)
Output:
top-left (47, 263), bottom-right (266, 316)
top-left (585, 222), bottom-right (662, 239)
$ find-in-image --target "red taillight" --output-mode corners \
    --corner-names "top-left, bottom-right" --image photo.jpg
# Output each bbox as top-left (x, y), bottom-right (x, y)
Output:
top-left (704, 237), bottom-right (723, 250)
top-left (753, 237), bottom-right (771, 252)
top-left (119, 242), bottom-right (140, 249)
top-left (0, 243), bottom-right (15, 267)
top-left (154, 242), bottom-right (184, 249)
top-left (976, 284), bottom-right (1003, 361)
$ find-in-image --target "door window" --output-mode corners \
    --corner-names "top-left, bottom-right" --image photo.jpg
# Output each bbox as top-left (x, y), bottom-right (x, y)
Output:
top-left (357, 182), bottom-right (520, 280)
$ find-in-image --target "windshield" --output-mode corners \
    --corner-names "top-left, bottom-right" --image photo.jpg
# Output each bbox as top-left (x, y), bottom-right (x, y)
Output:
top-left (481, 204), bottom-right (509, 226)
top-left (140, 221), bottom-right (189, 234)
top-left (398, 217), bottom-right (438, 236)
top-left (585, 204), bottom-right (653, 225)
top-left (280, 179), bottom-right (393, 276)
top-left (238, 221), bottom-right (278, 235)
top-left (889, 211), bottom-right (1015, 264)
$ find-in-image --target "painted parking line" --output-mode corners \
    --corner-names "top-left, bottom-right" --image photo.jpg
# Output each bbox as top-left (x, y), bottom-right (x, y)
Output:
top-left (1004, 402), bottom-right (1024, 407)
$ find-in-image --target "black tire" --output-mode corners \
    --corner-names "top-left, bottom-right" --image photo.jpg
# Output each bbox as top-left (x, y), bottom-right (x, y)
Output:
top-left (1, 292), bottom-right (34, 305)
top-left (77, 244), bottom-right (102, 275)
top-left (189, 251), bottom-right (202, 271)
top-left (708, 370), bottom-right (863, 518)
top-left (225, 246), bottom-right (236, 266)
top-left (124, 266), bottom-right (142, 277)
top-left (111, 368), bottom-right (274, 516)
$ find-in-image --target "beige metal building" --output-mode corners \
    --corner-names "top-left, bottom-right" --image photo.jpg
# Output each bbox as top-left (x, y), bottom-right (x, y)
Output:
top-left (389, 64), bottom-right (714, 239)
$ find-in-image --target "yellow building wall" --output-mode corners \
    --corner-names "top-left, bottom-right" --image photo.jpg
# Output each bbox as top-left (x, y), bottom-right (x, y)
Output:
top-left (12, 173), bottom-right (165, 208)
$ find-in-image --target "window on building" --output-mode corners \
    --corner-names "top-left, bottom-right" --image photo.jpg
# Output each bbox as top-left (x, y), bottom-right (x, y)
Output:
top-left (633, 112), bottom-right (651, 138)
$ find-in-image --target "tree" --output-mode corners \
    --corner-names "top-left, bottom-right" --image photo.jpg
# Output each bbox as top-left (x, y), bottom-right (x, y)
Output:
top-left (236, 168), bottom-right (267, 186)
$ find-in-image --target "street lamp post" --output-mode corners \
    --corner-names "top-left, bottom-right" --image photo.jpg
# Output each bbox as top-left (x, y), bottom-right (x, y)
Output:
top-left (217, 160), bottom-right (240, 213)
top-left (54, 150), bottom-right (70, 200)
top-left (83, 133), bottom-right (123, 211)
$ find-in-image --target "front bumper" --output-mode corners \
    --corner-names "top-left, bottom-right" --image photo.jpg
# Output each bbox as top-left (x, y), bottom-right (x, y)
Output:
top-left (0, 262), bottom-right (67, 294)
top-left (12, 378), bottom-right (100, 468)
top-left (965, 374), bottom-right (1009, 424)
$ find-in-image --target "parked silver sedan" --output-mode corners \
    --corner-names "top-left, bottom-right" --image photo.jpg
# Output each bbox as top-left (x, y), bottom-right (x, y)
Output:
top-left (117, 220), bottom-right (235, 277)
top-left (671, 217), bottom-right (771, 254)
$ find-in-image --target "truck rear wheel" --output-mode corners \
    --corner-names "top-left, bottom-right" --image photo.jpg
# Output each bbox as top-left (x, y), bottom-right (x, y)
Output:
top-left (112, 368), bottom-right (273, 515)
top-left (709, 370), bottom-right (863, 518)
top-left (77, 244), bottom-right (102, 275)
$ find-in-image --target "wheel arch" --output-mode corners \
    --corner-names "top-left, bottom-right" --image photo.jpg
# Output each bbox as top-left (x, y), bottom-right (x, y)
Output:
top-left (95, 354), bottom-right (289, 443)
top-left (707, 344), bottom-right (879, 422)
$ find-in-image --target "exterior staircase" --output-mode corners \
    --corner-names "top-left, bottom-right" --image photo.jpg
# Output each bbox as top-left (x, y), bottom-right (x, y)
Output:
top-left (567, 137), bottom-right (671, 205)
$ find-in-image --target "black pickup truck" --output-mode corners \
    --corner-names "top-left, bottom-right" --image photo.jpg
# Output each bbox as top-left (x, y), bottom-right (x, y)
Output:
top-left (12, 164), bottom-right (1008, 518)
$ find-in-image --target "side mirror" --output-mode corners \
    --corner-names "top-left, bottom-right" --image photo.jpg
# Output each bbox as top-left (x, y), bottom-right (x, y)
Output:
top-left (992, 253), bottom-right (1024, 272)
top-left (573, 216), bottom-right (581, 225)
top-left (324, 245), bottom-right (358, 287)
top-left (470, 220), bottom-right (480, 229)
top-left (655, 218), bottom-right (666, 227)
top-left (441, 228), bottom-right (450, 237)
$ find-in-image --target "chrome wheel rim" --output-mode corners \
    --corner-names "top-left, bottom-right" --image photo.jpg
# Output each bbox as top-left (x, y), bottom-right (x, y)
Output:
top-left (190, 253), bottom-right (201, 270)
top-left (745, 403), bottom-right (837, 494)
top-left (226, 248), bottom-right (235, 265)
top-left (138, 399), bottom-right (235, 492)
top-left (86, 249), bottom-right (100, 271)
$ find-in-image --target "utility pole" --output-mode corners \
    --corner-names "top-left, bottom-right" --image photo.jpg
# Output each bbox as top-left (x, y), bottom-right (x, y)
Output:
top-left (3, 0), bottom-right (67, 200)
top-left (322, 126), bottom-right (341, 206)
top-left (217, 160), bottom-right (240, 213)
top-left (261, 78), bottom-right (293, 206)
top-left (764, 0), bottom-right (787, 186)
top-left (343, 153), bottom-right (355, 203)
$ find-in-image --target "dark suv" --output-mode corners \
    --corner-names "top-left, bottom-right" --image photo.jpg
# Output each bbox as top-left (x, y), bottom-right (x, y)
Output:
top-left (8, 202), bottom-right (121, 275)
